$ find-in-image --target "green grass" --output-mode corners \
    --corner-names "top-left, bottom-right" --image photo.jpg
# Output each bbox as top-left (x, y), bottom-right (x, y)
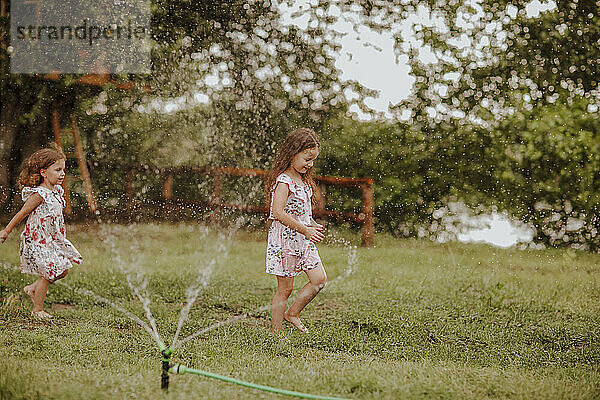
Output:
top-left (0, 222), bottom-right (599, 399)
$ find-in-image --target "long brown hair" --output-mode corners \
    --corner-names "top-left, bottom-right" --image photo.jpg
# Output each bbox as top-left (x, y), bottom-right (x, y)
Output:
top-left (267, 128), bottom-right (320, 199)
top-left (18, 147), bottom-right (66, 188)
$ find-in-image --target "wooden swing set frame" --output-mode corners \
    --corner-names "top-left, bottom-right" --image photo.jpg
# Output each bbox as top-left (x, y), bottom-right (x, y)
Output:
top-left (122, 165), bottom-right (375, 246)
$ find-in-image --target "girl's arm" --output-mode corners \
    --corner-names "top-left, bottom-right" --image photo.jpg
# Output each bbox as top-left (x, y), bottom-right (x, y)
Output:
top-left (0, 193), bottom-right (43, 243)
top-left (271, 183), bottom-right (324, 243)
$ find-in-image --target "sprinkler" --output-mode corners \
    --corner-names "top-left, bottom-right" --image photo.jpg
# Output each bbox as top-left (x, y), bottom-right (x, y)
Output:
top-left (160, 346), bottom-right (173, 390)
top-left (160, 346), bottom-right (349, 398)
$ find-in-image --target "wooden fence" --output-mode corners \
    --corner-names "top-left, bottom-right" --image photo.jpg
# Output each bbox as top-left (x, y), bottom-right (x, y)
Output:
top-left (120, 164), bottom-right (374, 246)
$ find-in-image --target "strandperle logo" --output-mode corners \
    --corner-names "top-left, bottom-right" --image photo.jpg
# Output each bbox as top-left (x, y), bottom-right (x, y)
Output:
top-left (10, 0), bottom-right (151, 74)
top-left (15, 19), bottom-right (148, 46)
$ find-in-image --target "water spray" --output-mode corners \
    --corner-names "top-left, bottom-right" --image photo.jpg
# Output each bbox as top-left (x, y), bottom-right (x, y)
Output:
top-left (2, 223), bottom-right (359, 399)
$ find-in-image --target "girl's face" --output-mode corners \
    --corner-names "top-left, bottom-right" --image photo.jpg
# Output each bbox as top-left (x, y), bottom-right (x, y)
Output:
top-left (291, 146), bottom-right (319, 174)
top-left (41, 159), bottom-right (66, 186)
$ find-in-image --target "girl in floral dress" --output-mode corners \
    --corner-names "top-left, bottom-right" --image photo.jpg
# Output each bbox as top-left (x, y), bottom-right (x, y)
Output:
top-left (266, 128), bottom-right (326, 340)
top-left (0, 148), bottom-right (82, 318)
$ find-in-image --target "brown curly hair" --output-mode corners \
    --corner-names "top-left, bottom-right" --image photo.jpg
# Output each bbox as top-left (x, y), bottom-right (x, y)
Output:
top-left (18, 147), bottom-right (66, 188)
top-left (267, 128), bottom-right (320, 199)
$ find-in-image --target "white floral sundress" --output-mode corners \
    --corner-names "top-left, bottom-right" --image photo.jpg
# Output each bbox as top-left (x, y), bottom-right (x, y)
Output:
top-left (20, 185), bottom-right (82, 281)
top-left (266, 173), bottom-right (321, 277)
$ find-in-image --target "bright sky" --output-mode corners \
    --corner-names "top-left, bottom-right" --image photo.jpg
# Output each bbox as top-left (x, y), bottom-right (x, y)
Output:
top-left (279, 1), bottom-right (415, 119)
top-left (335, 26), bottom-right (413, 119)
top-left (280, 0), bottom-right (557, 120)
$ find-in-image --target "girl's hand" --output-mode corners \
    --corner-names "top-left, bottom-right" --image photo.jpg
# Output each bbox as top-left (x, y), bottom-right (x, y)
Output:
top-left (305, 225), bottom-right (325, 243)
top-left (0, 229), bottom-right (8, 243)
top-left (309, 217), bottom-right (324, 230)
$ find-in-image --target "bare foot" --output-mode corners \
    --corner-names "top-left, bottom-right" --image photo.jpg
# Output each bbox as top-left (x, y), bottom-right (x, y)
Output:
top-left (283, 313), bottom-right (309, 333)
top-left (272, 329), bottom-right (291, 343)
top-left (31, 311), bottom-right (52, 319)
top-left (23, 285), bottom-right (35, 302)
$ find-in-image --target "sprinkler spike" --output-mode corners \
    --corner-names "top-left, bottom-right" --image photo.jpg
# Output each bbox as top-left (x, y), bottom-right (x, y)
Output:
top-left (161, 360), bottom-right (170, 390)
top-left (160, 349), bottom-right (172, 390)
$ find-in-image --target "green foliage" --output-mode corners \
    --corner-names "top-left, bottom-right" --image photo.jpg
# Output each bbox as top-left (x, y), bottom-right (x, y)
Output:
top-left (4, 0), bottom-right (600, 252)
top-left (309, 1), bottom-right (600, 249)
top-left (490, 97), bottom-right (600, 249)
top-left (321, 103), bottom-right (600, 249)
top-left (321, 0), bottom-right (600, 123)
top-left (320, 117), bottom-right (498, 235)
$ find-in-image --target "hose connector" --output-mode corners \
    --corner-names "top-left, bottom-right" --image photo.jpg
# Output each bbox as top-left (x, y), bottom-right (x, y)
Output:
top-left (168, 364), bottom-right (187, 375)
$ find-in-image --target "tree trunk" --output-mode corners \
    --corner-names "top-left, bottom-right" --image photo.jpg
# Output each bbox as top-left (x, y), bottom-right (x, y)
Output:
top-left (12, 103), bottom-right (52, 204)
top-left (0, 93), bottom-right (53, 212)
top-left (0, 94), bottom-right (20, 210)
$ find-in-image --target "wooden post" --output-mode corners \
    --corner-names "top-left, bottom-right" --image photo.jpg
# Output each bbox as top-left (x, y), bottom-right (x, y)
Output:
top-left (51, 109), bottom-right (63, 147)
top-left (210, 170), bottom-right (222, 223)
top-left (162, 174), bottom-right (173, 200)
top-left (211, 171), bottom-right (223, 205)
top-left (160, 173), bottom-right (173, 218)
top-left (124, 170), bottom-right (134, 211)
top-left (314, 182), bottom-right (326, 216)
top-left (71, 115), bottom-right (97, 213)
top-left (264, 178), bottom-right (270, 212)
top-left (361, 181), bottom-right (374, 247)
top-left (51, 108), bottom-right (72, 214)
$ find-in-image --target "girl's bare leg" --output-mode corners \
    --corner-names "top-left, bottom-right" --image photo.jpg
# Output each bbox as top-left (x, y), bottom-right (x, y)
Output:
top-left (24, 277), bottom-right (44, 302)
top-left (271, 276), bottom-right (294, 334)
top-left (26, 268), bottom-right (68, 297)
top-left (284, 264), bottom-right (327, 333)
top-left (31, 278), bottom-right (50, 314)
top-left (27, 270), bottom-right (70, 318)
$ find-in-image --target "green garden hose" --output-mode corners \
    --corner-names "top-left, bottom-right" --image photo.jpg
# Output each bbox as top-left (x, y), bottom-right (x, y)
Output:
top-left (169, 364), bottom-right (352, 400)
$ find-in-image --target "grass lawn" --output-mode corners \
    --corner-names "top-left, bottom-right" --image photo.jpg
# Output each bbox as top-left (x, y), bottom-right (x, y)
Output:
top-left (0, 222), bottom-right (599, 399)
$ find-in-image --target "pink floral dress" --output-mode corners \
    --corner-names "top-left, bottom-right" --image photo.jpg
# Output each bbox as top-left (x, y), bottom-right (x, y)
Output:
top-left (266, 173), bottom-right (321, 277)
top-left (20, 185), bottom-right (82, 281)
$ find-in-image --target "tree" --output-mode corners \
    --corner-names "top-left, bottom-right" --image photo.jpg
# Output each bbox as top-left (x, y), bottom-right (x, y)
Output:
top-left (0, 0), bottom-right (103, 212)
top-left (1, 0), bottom-right (366, 212)
top-left (381, 0), bottom-right (600, 248)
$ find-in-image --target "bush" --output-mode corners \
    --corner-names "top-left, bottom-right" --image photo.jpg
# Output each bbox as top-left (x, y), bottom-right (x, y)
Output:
top-left (320, 106), bottom-right (600, 250)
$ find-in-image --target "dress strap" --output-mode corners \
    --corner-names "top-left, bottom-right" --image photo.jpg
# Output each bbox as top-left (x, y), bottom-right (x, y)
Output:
top-left (53, 185), bottom-right (64, 196)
